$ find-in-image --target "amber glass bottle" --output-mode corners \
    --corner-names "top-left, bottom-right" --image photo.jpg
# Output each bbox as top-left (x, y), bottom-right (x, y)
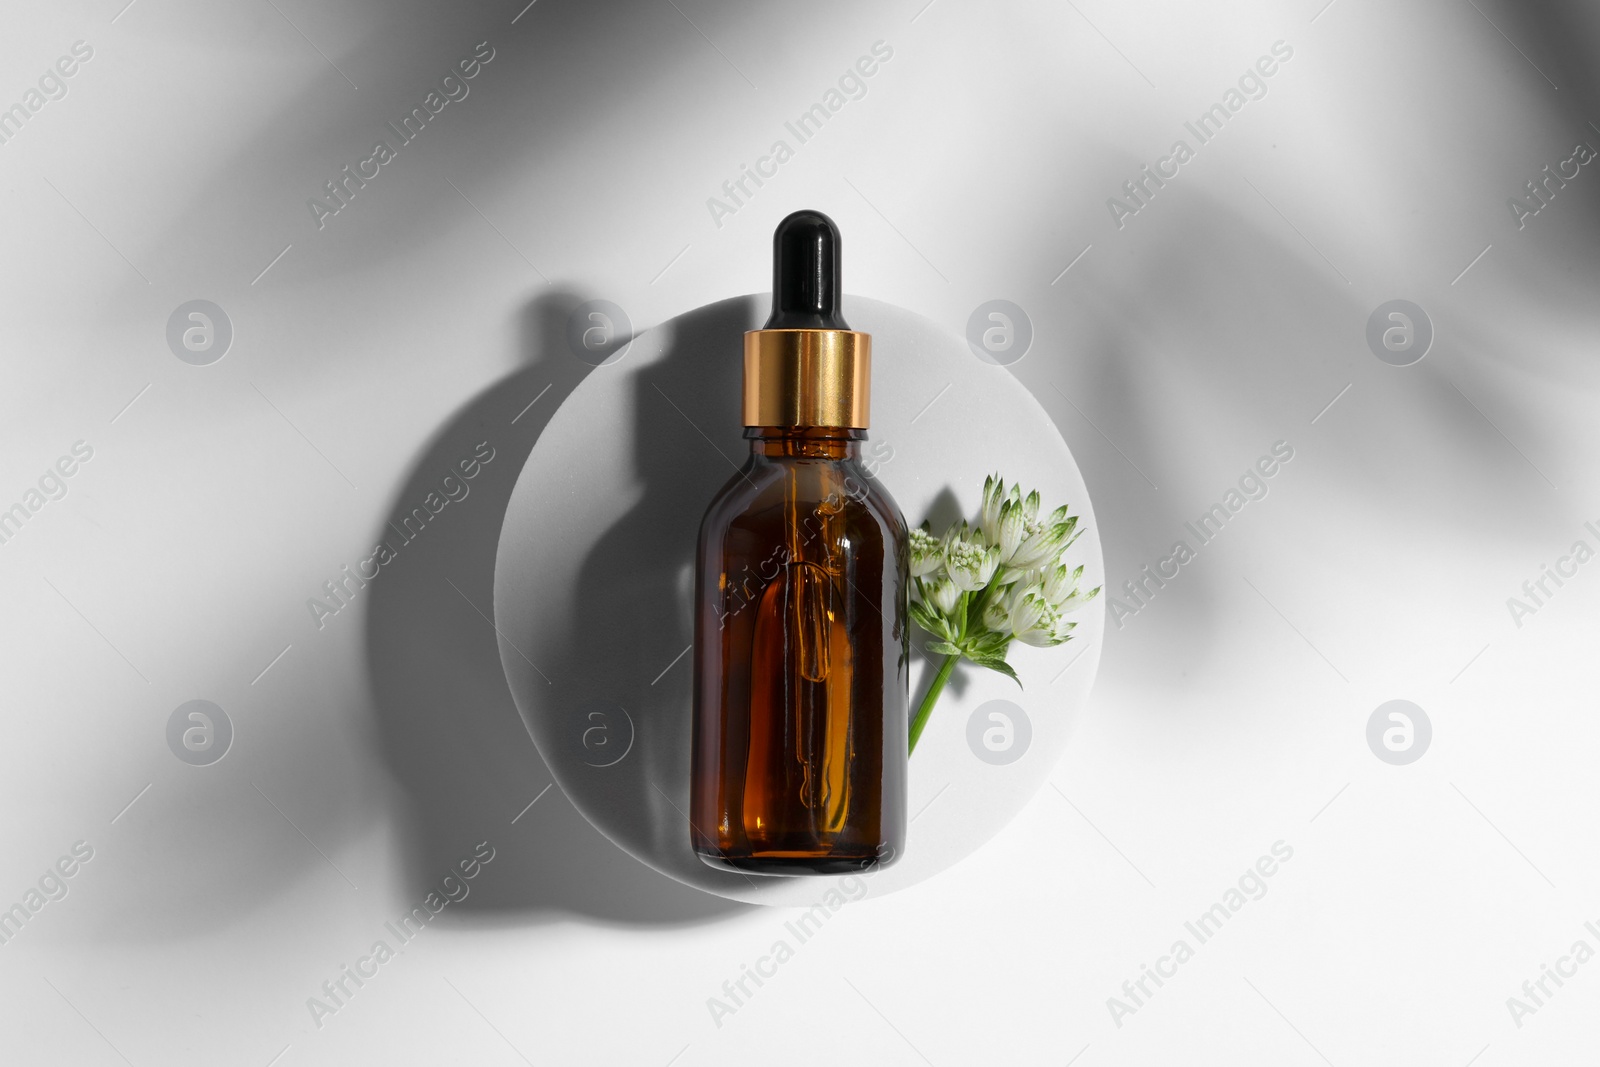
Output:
top-left (691, 211), bottom-right (908, 875)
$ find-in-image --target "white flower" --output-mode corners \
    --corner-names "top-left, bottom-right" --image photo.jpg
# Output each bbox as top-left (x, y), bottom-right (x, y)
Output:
top-left (1003, 582), bottom-right (1046, 636)
top-left (1042, 563), bottom-right (1092, 608)
top-left (1008, 511), bottom-right (1080, 571)
top-left (909, 526), bottom-right (944, 577)
top-left (926, 577), bottom-right (961, 615)
top-left (914, 478), bottom-right (1095, 646)
top-left (1008, 588), bottom-right (1077, 647)
top-left (946, 538), bottom-right (1000, 592)
top-left (1030, 562), bottom-right (1100, 618)
top-left (976, 573), bottom-right (1026, 631)
top-left (1021, 488), bottom-right (1041, 525)
top-left (994, 500), bottom-right (1028, 563)
top-left (941, 518), bottom-right (973, 552)
top-left (978, 474), bottom-right (1008, 545)
top-left (1015, 611), bottom-right (1075, 647)
top-left (1052, 585), bottom-right (1100, 614)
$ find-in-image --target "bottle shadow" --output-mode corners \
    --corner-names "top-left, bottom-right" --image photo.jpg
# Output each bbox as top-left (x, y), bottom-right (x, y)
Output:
top-left (520, 295), bottom-right (786, 898)
top-left (364, 287), bottom-right (744, 924)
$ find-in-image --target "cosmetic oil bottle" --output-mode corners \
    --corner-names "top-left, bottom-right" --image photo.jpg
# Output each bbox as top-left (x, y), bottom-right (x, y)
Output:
top-left (691, 210), bottom-right (908, 876)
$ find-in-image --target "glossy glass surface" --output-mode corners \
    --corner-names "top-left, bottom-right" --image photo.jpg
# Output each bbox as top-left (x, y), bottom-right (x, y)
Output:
top-left (691, 427), bottom-right (908, 875)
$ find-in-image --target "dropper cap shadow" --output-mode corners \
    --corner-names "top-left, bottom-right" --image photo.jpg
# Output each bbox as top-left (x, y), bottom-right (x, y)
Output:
top-left (764, 210), bottom-right (850, 330)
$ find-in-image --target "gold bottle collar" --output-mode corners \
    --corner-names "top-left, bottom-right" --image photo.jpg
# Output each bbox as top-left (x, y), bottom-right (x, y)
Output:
top-left (742, 329), bottom-right (871, 429)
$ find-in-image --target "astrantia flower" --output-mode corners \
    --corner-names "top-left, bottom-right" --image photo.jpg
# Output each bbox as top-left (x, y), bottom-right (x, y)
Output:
top-left (1012, 596), bottom-right (1077, 647)
top-left (1008, 509), bottom-right (1080, 571)
top-left (906, 474), bottom-right (1100, 755)
top-left (925, 576), bottom-right (961, 615)
top-left (978, 474), bottom-right (1010, 545)
top-left (993, 499), bottom-right (1028, 563)
top-left (1040, 562), bottom-right (1079, 605)
top-left (1002, 582), bottom-right (1047, 639)
top-left (945, 538), bottom-right (1000, 592)
top-left (1052, 589), bottom-right (1099, 615)
top-left (941, 518), bottom-right (974, 553)
top-left (909, 525), bottom-right (944, 577)
top-left (1042, 562), bottom-right (1100, 615)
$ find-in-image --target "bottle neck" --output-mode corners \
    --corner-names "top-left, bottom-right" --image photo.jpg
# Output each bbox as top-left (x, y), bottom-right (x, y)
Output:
top-left (746, 426), bottom-right (865, 460)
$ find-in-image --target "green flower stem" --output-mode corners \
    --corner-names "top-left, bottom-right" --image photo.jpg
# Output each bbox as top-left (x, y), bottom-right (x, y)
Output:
top-left (966, 581), bottom-right (997, 631)
top-left (909, 653), bottom-right (960, 755)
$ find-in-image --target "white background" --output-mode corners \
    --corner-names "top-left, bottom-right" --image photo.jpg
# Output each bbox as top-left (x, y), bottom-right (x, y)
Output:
top-left (2, 0), bottom-right (1598, 1064)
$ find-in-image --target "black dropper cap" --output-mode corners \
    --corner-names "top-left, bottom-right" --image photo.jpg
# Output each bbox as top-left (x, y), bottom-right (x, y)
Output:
top-left (763, 210), bottom-right (850, 330)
